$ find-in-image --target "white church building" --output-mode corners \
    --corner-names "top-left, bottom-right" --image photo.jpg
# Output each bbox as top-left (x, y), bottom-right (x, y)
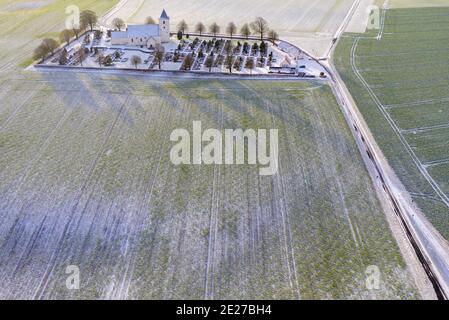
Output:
top-left (111, 9), bottom-right (170, 48)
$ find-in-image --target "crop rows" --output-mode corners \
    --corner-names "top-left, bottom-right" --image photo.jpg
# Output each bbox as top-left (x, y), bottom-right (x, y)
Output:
top-left (0, 73), bottom-right (417, 299)
top-left (334, 6), bottom-right (449, 238)
top-left (0, 0), bottom-right (417, 299)
top-left (103, 0), bottom-right (356, 57)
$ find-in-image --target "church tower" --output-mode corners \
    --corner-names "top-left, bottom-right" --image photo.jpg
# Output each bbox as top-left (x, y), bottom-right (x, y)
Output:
top-left (159, 9), bottom-right (170, 43)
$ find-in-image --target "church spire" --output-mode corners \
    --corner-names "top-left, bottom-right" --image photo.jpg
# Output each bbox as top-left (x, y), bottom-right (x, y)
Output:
top-left (160, 9), bottom-right (169, 20)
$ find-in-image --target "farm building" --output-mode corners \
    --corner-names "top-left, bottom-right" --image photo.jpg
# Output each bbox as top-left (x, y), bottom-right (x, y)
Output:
top-left (111, 9), bottom-right (170, 48)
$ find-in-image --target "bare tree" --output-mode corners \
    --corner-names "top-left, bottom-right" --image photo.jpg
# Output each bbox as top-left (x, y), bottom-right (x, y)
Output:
top-left (173, 51), bottom-right (180, 62)
top-left (246, 58), bottom-right (255, 75)
top-left (145, 16), bottom-right (156, 24)
top-left (112, 18), bottom-right (125, 31)
top-left (155, 44), bottom-right (165, 69)
top-left (225, 54), bottom-right (234, 74)
top-left (224, 43), bottom-right (235, 74)
top-left (131, 55), bottom-right (142, 69)
top-left (103, 55), bottom-right (113, 66)
top-left (240, 23), bottom-right (251, 39)
top-left (80, 10), bottom-right (98, 31)
top-left (205, 55), bottom-right (214, 72)
top-left (59, 48), bottom-right (68, 65)
top-left (195, 22), bottom-right (206, 35)
top-left (42, 38), bottom-right (59, 55)
top-left (33, 44), bottom-right (49, 63)
top-left (77, 48), bottom-right (86, 66)
top-left (209, 23), bottom-right (220, 37)
top-left (73, 28), bottom-right (82, 40)
top-left (267, 29), bottom-right (279, 44)
top-left (224, 42), bottom-right (234, 55)
top-left (59, 29), bottom-right (74, 46)
top-left (98, 52), bottom-right (105, 67)
top-left (183, 54), bottom-right (193, 70)
top-left (226, 22), bottom-right (237, 38)
top-left (178, 20), bottom-right (188, 33)
top-left (250, 17), bottom-right (269, 40)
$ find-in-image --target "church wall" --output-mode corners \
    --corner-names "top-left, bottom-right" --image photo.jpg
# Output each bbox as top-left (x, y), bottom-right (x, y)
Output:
top-left (111, 37), bottom-right (128, 45)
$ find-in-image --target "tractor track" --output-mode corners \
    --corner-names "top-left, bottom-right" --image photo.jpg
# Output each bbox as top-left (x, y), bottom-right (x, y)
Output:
top-left (312, 0), bottom-right (449, 299)
top-left (96, 0), bottom-right (449, 299)
top-left (323, 55), bottom-right (449, 300)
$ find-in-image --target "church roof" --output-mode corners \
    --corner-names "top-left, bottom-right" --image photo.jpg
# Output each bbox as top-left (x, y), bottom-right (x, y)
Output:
top-left (111, 31), bottom-right (127, 39)
top-left (160, 9), bottom-right (169, 19)
top-left (127, 24), bottom-right (160, 38)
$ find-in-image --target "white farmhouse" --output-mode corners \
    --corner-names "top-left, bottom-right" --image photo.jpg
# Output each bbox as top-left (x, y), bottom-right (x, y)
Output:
top-left (111, 9), bottom-right (170, 48)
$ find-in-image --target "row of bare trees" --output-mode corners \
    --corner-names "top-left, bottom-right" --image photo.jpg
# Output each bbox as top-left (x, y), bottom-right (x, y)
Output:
top-left (33, 10), bottom-right (99, 63)
top-left (176, 17), bottom-right (278, 42)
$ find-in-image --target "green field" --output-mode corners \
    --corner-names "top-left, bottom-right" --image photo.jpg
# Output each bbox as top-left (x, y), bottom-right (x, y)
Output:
top-left (334, 6), bottom-right (449, 238)
top-left (0, 0), bottom-right (418, 299)
top-left (0, 0), bottom-right (118, 69)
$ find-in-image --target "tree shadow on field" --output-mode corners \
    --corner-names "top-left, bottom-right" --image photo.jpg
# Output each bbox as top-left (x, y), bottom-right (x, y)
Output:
top-left (151, 81), bottom-right (187, 114)
top-left (148, 79), bottom-right (230, 131)
top-left (39, 71), bottom-right (150, 128)
top-left (224, 80), bottom-right (312, 129)
top-left (151, 79), bottom-right (250, 129)
top-left (83, 74), bottom-right (152, 127)
top-left (41, 71), bottom-right (101, 111)
top-left (139, 78), bottom-right (316, 131)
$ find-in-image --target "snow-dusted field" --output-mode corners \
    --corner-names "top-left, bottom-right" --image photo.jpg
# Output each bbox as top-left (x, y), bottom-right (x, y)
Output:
top-left (103, 0), bottom-right (357, 57)
top-left (0, 72), bottom-right (418, 299)
top-left (388, 0), bottom-right (449, 8)
top-left (0, 0), bottom-right (420, 299)
top-left (346, 0), bottom-right (374, 33)
top-left (2, 1), bottom-right (54, 11)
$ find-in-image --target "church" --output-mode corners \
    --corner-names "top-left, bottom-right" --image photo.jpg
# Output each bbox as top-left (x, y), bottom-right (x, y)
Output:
top-left (111, 9), bottom-right (170, 48)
